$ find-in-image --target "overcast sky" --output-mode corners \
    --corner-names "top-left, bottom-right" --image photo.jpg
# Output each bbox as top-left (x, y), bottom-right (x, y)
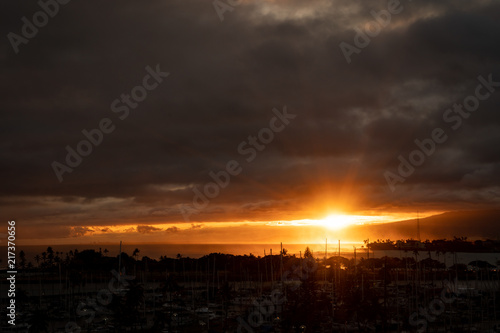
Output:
top-left (2, 0), bottom-right (500, 242)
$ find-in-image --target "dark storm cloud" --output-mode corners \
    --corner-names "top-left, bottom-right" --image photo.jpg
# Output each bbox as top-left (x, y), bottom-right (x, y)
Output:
top-left (70, 226), bottom-right (95, 237)
top-left (166, 226), bottom-right (180, 233)
top-left (1, 0), bottom-right (500, 230)
top-left (136, 225), bottom-right (162, 234)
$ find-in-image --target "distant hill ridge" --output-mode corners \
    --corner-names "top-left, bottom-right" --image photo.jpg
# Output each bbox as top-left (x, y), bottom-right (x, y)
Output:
top-left (348, 209), bottom-right (500, 240)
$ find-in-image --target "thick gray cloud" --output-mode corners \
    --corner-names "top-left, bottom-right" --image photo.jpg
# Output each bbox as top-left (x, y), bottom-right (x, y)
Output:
top-left (1, 0), bottom-right (500, 230)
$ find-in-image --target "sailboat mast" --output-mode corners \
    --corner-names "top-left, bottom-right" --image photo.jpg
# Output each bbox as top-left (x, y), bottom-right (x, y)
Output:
top-left (324, 238), bottom-right (327, 284)
top-left (280, 243), bottom-right (283, 284)
top-left (119, 241), bottom-right (122, 275)
top-left (417, 211), bottom-right (421, 241)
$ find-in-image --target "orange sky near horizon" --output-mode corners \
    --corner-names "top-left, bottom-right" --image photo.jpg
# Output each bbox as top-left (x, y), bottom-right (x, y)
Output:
top-left (8, 211), bottom-right (441, 246)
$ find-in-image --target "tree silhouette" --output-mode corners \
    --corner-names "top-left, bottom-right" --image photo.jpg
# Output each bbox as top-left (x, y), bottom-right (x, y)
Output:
top-left (133, 248), bottom-right (140, 260)
top-left (110, 278), bottom-right (145, 330)
top-left (19, 250), bottom-right (26, 269)
top-left (34, 254), bottom-right (41, 268)
top-left (126, 279), bottom-right (144, 310)
top-left (41, 252), bottom-right (47, 267)
top-left (282, 271), bottom-right (328, 332)
top-left (54, 251), bottom-right (61, 264)
top-left (46, 247), bottom-right (54, 266)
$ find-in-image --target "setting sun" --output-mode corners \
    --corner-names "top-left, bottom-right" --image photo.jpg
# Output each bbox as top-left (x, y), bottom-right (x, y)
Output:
top-left (323, 214), bottom-right (361, 229)
top-left (315, 214), bottom-right (400, 230)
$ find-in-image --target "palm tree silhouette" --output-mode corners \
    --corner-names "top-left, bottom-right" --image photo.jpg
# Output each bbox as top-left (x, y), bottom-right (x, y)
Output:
top-left (133, 248), bottom-right (140, 259)
top-left (19, 250), bottom-right (27, 269)
top-left (132, 248), bottom-right (140, 276)
top-left (46, 247), bottom-right (54, 266)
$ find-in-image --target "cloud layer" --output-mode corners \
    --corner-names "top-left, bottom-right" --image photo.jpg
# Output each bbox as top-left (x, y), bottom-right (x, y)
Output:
top-left (2, 0), bottom-right (500, 238)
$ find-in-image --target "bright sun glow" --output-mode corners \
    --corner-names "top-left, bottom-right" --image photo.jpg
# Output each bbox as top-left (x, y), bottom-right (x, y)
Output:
top-left (323, 214), bottom-right (361, 229)
top-left (319, 214), bottom-right (393, 229)
top-left (269, 212), bottom-right (426, 230)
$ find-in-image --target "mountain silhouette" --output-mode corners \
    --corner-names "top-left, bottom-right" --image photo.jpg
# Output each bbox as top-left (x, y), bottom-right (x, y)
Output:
top-left (347, 210), bottom-right (500, 240)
